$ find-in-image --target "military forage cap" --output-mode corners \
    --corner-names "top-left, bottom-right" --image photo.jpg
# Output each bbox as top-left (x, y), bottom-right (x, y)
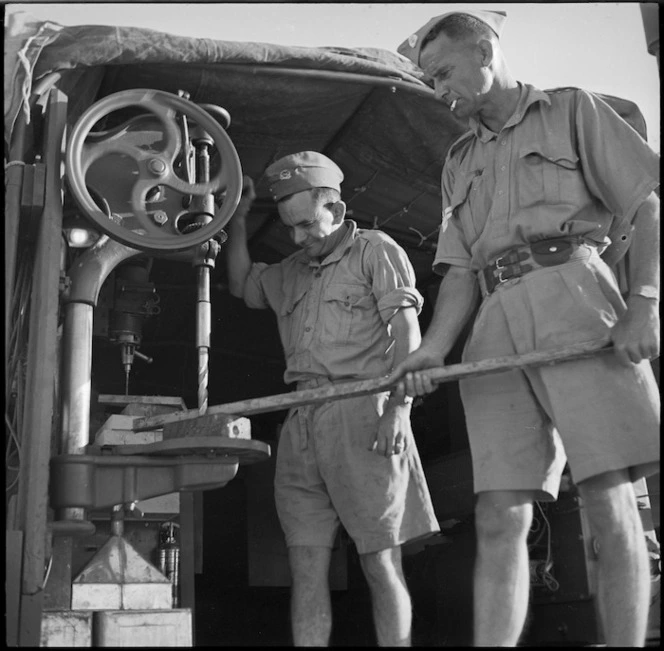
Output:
top-left (265, 151), bottom-right (344, 202)
top-left (397, 9), bottom-right (507, 66)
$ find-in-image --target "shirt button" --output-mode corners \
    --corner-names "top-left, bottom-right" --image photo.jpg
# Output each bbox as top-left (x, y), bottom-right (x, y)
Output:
top-left (501, 140), bottom-right (507, 146)
top-left (305, 326), bottom-right (312, 332)
top-left (498, 190), bottom-right (504, 195)
top-left (314, 272), bottom-right (321, 278)
top-left (501, 165), bottom-right (506, 171)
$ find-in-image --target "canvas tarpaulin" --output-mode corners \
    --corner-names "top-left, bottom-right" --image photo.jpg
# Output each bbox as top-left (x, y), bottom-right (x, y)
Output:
top-left (4, 14), bottom-right (648, 282)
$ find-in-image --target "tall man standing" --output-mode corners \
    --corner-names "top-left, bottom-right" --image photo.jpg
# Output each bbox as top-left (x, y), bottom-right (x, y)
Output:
top-left (225, 152), bottom-right (439, 646)
top-left (393, 9), bottom-right (660, 647)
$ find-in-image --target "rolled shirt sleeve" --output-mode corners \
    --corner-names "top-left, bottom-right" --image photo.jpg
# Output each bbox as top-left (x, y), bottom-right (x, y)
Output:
top-left (574, 89), bottom-right (660, 224)
top-left (365, 237), bottom-right (424, 323)
top-left (377, 286), bottom-right (423, 323)
top-left (433, 154), bottom-right (474, 274)
top-left (242, 262), bottom-right (271, 309)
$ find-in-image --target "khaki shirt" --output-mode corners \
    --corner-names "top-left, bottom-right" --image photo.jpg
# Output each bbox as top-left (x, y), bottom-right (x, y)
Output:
top-left (243, 220), bottom-right (423, 384)
top-left (434, 83), bottom-right (660, 273)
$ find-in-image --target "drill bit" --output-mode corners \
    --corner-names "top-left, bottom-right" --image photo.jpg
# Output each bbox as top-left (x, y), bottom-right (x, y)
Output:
top-left (121, 343), bottom-right (134, 396)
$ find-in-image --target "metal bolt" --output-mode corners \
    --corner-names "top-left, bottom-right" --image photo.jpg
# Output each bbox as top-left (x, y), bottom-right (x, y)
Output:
top-left (153, 211), bottom-right (168, 225)
top-left (148, 158), bottom-right (167, 175)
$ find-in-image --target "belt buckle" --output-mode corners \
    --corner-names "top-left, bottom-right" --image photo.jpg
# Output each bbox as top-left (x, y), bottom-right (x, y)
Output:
top-left (494, 255), bottom-right (508, 285)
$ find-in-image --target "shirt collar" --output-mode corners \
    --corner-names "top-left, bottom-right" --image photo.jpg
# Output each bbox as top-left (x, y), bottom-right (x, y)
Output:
top-left (469, 82), bottom-right (551, 142)
top-left (294, 220), bottom-right (358, 268)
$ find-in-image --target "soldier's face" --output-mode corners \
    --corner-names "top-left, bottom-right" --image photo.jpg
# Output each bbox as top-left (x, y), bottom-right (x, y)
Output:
top-left (421, 33), bottom-right (489, 118)
top-left (278, 191), bottom-right (343, 259)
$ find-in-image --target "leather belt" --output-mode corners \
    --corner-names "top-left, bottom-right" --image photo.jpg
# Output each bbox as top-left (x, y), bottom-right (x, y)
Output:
top-left (480, 238), bottom-right (590, 296)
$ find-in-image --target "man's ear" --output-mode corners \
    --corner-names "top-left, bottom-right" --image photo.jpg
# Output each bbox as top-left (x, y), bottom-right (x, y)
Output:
top-left (477, 39), bottom-right (494, 67)
top-left (331, 200), bottom-right (346, 224)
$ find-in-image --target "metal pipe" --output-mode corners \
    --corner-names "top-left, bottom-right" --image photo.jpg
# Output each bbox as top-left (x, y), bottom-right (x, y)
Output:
top-left (190, 138), bottom-right (217, 416)
top-left (57, 302), bottom-right (93, 523)
top-left (111, 504), bottom-right (124, 537)
top-left (60, 302), bottom-right (94, 456)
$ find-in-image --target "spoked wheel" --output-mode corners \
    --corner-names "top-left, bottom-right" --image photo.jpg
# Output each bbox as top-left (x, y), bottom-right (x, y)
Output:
top-left (65, 89), bottom-right (243, 252)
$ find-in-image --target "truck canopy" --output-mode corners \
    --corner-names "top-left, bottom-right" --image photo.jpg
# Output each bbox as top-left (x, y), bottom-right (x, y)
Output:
top-left (5, 11), bottom-right (648, 283)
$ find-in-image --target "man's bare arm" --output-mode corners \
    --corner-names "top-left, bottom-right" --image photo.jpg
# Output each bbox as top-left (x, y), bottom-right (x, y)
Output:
top-left (611, 191), bottom-right (660, 365)
top-left (389, 265), bottom-right (480, 390)
top-left (225, 176), bottom-right (256, 298)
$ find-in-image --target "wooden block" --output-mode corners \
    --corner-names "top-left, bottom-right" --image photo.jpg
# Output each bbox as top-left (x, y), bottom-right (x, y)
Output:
top-left (93, 609), bottom-right (192, 646)
top-left (162, 413), bottom-right (250, 441)
top-left (94, 415), bottom-right (151, 446)
top-left (98, 395), bottom-right (186, 411)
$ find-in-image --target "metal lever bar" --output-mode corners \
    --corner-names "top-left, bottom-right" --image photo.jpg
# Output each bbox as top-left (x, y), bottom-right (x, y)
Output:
top-left (133, 340), bottom-right (613, 432)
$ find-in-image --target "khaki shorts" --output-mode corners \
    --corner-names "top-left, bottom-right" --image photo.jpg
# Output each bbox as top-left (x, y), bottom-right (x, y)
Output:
top-left (274, 391), bottom-right (439, 554)
top-left (461, 248), bottom-right (660, 500)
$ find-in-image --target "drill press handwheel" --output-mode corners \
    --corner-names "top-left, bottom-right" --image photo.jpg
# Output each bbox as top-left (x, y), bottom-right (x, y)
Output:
top-left (65, 89), bottom-right (243, 252)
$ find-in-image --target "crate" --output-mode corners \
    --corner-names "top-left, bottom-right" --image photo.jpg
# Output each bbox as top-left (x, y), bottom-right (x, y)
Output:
top-left (93, 609), bottom-right (192, 646)
top-left (40, 611), bottom-right (93, 647)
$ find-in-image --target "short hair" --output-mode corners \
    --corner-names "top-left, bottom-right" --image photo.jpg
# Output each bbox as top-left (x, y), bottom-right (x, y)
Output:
top-left (310, 187), bottom-right (341, 205)
top-left (421, 13), bottom-right (495, 50)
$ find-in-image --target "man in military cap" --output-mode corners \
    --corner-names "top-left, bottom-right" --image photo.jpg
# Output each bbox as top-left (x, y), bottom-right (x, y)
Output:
top-left (225, 151), bottom-right (439, 646)
top-left (392, 8), bottom-right (660, 647)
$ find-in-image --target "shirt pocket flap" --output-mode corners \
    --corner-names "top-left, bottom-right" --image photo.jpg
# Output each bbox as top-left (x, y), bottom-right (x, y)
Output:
top-left (323, 284), bottom-right (370, 308)
top-left (520, 142), bottom-right (579, 170)
top-left (448, 171), bottom-right (479, 212)
top-left (279, 283), bottom-right (309, 316)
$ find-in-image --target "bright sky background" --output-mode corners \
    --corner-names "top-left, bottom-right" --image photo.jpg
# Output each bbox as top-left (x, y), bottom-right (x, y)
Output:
top-left (6, 2), bottom-right (661, 151)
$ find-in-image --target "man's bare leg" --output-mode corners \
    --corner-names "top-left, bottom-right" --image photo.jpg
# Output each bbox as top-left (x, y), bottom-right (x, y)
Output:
top-left (288, 546), bottom-right (333, 646)
top-left (577, 469), bottom-right (651, 646)
top-left (359, 546), bottom-right (412, 646)
top-left (473, 490), bottom-right (534, 646)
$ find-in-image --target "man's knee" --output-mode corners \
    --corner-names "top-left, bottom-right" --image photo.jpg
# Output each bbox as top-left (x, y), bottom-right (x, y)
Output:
top-left (359, 547), bottom-right (403, 585)
top-left (288, 545), bottom-right (333, 585)
top-left (475, 491), bottom-right (535, 544)
top-left (577, 470), bottom-right (643, 539)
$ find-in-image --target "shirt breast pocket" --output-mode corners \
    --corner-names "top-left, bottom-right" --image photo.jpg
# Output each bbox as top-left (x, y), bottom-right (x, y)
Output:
top-left (449, 170), bottom-right (487, 243)
top-left (320, 283), bottom-right (373, 346)
top-left (279, 285), bottom-right (308, 354)
top-left (518, 143), bottom-right (583, 208)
